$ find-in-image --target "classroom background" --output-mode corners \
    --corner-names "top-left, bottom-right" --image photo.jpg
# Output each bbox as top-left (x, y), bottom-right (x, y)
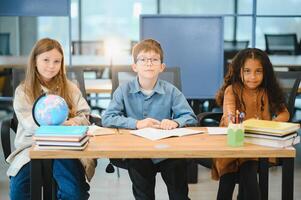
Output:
top-left (1, 0), bottom-right (301, 199)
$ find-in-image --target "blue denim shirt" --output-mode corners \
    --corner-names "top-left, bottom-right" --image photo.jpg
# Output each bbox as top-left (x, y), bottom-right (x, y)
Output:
top-left (102, 77), bottom-right (197, 129)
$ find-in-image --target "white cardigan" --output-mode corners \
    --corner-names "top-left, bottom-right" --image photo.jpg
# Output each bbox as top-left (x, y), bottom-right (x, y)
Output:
top-left (7, 81), bottom-right (96, 182)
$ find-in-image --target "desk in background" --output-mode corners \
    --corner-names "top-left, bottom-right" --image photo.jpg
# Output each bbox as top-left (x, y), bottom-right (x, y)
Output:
top-left (0, 55), bottom-right (117, 99)
top-left (30, 127), bottom-right (295, 200)
top-left (270, 55), bottom-right (301, 71)
top-left (225, 55), bottom-right (301, 72)
top-left (2, 54), bottom-right (301, 70)
top-left (85, 79), bottom-right (112, 94)
top-left (0, 55), bottom-right (132, 69)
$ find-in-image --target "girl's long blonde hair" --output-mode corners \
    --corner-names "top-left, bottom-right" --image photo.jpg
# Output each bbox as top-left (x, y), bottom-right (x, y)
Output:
top-left (24, 38), bottom-right (76, 117)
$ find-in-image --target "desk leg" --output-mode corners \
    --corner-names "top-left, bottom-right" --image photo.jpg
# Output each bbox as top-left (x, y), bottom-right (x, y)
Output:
top-left (187, 160), bottom-right (198, 183)
top-left (42, 160), bottom-right (55, 200)
top-left (31, 159), bottom-right (42, 200)
top-left (259, 158), bottom-right (269, 200)
top-left (282, 158), bottom-right (294, 200)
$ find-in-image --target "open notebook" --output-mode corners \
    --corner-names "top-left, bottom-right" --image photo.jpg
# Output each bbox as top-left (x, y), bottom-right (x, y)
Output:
top-left (130, 128), bottom-right (203, 141)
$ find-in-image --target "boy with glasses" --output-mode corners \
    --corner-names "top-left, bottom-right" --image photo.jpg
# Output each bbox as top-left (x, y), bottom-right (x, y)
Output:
top-left (102, 39), bottom-right (197, 200)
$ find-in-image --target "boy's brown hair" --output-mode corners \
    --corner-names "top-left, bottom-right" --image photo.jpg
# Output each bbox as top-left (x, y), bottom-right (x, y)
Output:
top-left (132, 39), bottom-right (164, 63)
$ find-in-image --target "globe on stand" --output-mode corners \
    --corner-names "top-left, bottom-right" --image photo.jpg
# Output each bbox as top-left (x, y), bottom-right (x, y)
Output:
top-left (32, 94), bottom-right (69, 126)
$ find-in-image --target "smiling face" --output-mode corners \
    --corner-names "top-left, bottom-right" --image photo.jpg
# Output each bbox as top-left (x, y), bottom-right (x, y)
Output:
top-left (132, 50), bottom-right (165, 81)
top-left (241, 58), bottom-right (264, 90)
top-left (36, 48), bottom-right (63, 82)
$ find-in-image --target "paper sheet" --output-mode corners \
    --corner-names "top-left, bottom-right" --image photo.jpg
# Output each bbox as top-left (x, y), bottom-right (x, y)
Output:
top-left (87, 125), bottom-right (116, 136)
top-left (206, 127), bottom-right (228, 135)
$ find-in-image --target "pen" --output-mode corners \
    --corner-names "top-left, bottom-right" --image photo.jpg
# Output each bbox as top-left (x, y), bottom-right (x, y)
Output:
top-left (239, 112), bottom-right (245, 123)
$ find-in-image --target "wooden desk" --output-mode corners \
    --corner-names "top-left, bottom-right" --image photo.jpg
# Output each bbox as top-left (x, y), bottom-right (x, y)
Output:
top-left (85, 79), bottom-right (112, 94)
top-left (0, 55), bottom-right (132, 69)
top-left (226, 55), bottom-right (301, 71)
top-left (30, 128), bottom-right (295, 200)
top-left (270, 55), bottom-right (301, 70)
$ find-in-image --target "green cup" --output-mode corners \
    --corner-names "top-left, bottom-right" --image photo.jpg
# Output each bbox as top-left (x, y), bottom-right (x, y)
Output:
top-left (227, 123), bottom-right (244, 147)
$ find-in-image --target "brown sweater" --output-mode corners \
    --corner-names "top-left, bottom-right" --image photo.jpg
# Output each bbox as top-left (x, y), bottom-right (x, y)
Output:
top-left (212, 85), bottom-right (289, 180)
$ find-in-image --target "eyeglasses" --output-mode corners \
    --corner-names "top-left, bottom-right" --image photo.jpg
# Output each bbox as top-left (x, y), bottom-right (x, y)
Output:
top-left (136, 57), bottom-right (161, 65)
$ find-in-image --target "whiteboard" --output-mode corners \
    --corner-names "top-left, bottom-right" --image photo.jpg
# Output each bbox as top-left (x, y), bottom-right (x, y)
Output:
top-left (140, 15), bottom-right (224, 99)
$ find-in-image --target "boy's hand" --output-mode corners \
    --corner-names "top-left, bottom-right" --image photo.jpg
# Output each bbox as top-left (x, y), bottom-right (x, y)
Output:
top-left (136, 118), bottom-right (161, 129)
top-left (160, 119), bottom-right (178, 130)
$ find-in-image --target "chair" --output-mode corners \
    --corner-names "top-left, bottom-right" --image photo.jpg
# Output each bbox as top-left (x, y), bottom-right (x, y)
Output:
top-left (275, 71), bottom-right (301, 122)
top-left (264, 33), bottom-right (300, 55)
top-left (67, 67), bottom-right (87, 99)
top-left (0, 71), bottom-right (13, 114)
top-left (0, 33), bottom-right (10, 55)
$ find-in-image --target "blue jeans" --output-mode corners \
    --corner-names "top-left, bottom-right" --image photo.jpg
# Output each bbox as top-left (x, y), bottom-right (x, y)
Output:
top-left (10, 159), bottom-right (90, 200)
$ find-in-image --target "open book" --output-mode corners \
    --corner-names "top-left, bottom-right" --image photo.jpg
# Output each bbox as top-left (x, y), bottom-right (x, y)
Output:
top-left (130, 128), bottom-right (203, 141)
top-left (243, 119), bottom-right (300, 136)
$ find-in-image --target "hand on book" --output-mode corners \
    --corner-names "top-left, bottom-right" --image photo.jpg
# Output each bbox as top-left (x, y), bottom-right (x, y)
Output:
top-left (159, 119), bottom-right (178, 130)
top-left (137, 118), bottom-right (161, 129)
top-left (136, 118), bottom-right (178, 130)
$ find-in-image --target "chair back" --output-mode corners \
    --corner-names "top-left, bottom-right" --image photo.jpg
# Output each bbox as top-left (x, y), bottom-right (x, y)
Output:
top-left (111, 66), bottom-right (182, 95)
top-left (72, 40), bottom-right (104, 55)
top-left (265, 33), bottom-right (300, 55)
top-left (66, 67), bottom-right (87, 100)
top-left (275, 71), bottom-right (301, 122)
top-left (0, 33), bottom-right (10, 55)
top-left (0, 69), bottom-right (25, 160)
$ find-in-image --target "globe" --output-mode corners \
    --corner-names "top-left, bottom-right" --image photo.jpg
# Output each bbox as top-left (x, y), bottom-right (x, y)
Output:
top-left (32, 94), bottom-right (69, 126)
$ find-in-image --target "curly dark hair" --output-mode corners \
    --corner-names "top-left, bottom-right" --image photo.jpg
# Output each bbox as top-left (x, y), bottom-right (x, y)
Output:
top-left (216, 48), bottom-right (286, 115)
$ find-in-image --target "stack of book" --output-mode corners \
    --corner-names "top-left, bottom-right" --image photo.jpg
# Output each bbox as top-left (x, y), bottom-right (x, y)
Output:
top-left (33, 126), bottom-right (89, 150)
top-left (243, 119), bottom-right (300, 148)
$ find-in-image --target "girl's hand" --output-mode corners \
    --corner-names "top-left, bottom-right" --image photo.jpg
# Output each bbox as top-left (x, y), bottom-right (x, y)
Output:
top-left (160, 119), bottom-right (178, 130)
top-left (62, 119), bottom-right (77, 126)
top-left (136, 118), bottom-right (161, 129)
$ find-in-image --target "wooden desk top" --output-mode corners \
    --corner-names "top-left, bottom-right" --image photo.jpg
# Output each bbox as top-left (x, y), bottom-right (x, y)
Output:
top-left (85, 79), bottom-right (112, 94)
top-left (270, 55), bottom-right (301, 68)
top-left (30, 127), bottom-right (295, 159)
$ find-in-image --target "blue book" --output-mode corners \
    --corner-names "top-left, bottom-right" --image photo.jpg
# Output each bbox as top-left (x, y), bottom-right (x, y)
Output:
top-left (34, 126), bottom-right (88, 142)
